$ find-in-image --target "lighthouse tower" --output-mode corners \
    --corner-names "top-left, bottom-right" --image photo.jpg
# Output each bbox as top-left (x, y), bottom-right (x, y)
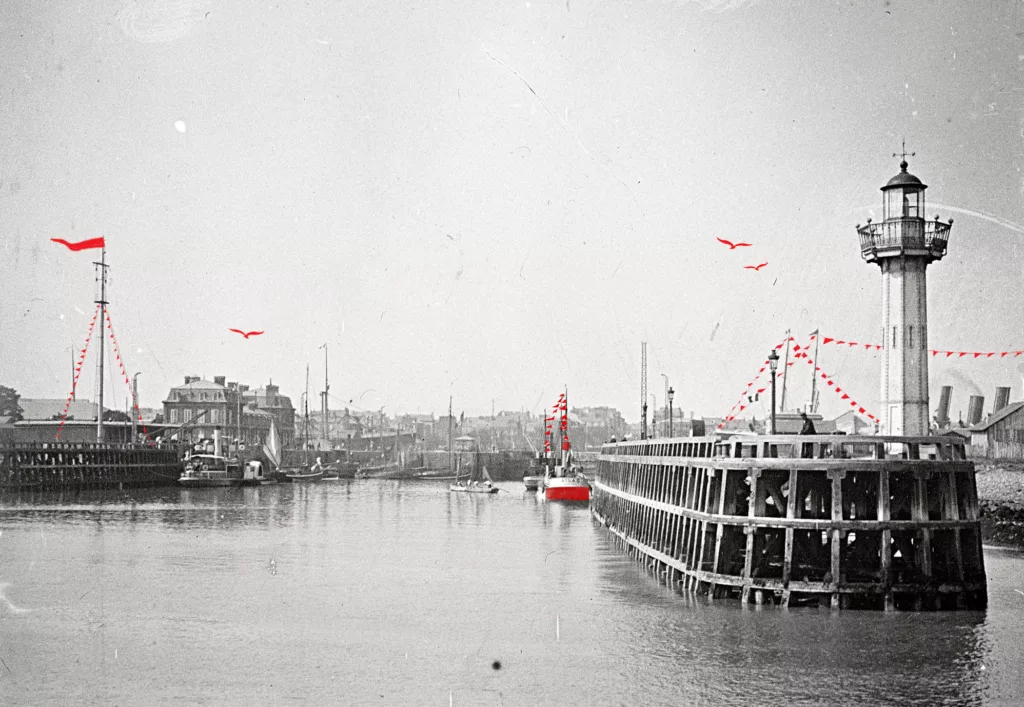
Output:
top-left (857, 153), bottom-right (954, 436)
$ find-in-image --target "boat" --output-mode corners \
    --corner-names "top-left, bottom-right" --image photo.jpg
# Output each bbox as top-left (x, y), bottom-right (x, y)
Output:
top-left (286, 465), bottom-right (324, 482)
top-left (322, 459), bottom-right (358, 479)
top-left (178, 451), bottom-right (243, 487)
top-left (258, 419), bottom-right (284, 484)
top-left (523, 471), bottom-right (544, 491)
top-left (242, 459), bottom-right (269, 485)
top-left (542, 389), bottom-right (591, 502)
top-left (284, 366), bottom-right (322, 482)
top-left (450, 459), bottom-right (499, 494)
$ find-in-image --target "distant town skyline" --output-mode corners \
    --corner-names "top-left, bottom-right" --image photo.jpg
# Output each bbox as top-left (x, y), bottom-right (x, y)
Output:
top-left (3, 1), bottom-right (1023, 425)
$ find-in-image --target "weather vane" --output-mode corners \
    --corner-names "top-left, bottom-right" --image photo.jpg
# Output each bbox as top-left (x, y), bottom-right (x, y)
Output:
top-left (893, 139), bottom-right (915, 163)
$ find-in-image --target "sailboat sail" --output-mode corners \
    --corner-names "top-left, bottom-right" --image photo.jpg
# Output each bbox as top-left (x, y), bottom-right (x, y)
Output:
top-left (262, 419), bottom-right (281, 469)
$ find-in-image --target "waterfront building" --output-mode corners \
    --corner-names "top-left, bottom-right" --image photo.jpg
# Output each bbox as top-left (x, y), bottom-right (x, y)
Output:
top-left (162, 376), bottom-right (292, 449)
top-left (241, 382), bottom-right (296, 446)
top-left (857, 156), bottom-right (953, 435)
top-left (969, 401), bottom-right (1024, 459)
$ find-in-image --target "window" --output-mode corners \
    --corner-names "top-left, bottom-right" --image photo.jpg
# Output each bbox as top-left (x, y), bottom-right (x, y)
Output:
top-left (893, 327), bottom-right (897, 347)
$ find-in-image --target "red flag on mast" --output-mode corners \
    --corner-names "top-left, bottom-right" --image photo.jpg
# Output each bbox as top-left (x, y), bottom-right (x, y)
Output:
top-left (51, 237), bottom-right (105, 251)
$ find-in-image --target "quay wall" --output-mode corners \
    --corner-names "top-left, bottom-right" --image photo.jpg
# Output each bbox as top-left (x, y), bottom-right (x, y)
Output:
top-left (1, 443), bottom-right (182, 491)
top-left (592, 434), bottom-right (987, 611)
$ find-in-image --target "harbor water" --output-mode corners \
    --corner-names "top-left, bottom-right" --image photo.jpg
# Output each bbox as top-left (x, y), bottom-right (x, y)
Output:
top-left (2, 480), bottom-right (1023, 706)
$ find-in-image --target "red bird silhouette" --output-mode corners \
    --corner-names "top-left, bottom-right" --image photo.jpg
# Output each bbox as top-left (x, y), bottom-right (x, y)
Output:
top-left (229, 329), bottom-right (264, 339)
top-left (744, 262), bottom-right (769, 271)
top-left (717, 237), bottom-right (752, 249)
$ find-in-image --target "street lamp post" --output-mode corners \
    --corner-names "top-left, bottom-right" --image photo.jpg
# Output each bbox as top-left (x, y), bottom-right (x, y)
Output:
top-left (668, 387), bottom-right (675, 438)
top-left (768, 349), bottom-right (780, 434)
top-left (649, 394), bottom-right (657, 439)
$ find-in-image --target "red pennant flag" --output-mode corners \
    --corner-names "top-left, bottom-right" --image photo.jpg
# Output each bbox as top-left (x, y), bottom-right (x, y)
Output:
top-left (823, 337), bottom-right (833, 344)
top-left (1016, 351), bottom-right (1024, 357)
top-left (858, 407), bottom-right (866, 414)
top-left (756, 388), bottom-right (766, 394)
top-left (946, 351), bottom-right (955, 358)
top-left (1001, 352), bottom-right (1009, 358)
top-left (821, 373), bottom-right (828, 379)
top-left (836, 340), bottom-right (845, 345)
top-left (848, 342), bottom-right (858, 347)
top-left (793, 344), bottom-right (802, 351)
top-left (959, 352), bottom-right (968, 357)
top-left (973, 352), bottom-right (983, 358)
top-left (850, 401), bottom-right (857, 407)
top-left (738, 405), bottom-right (746, 412)
top-left (986, 352), bottom-right (995, 358)
top-left (864, 343), bottom-right (872, 349)
top-left (827, 380), bottom-right (834, 387)
top-left (841, 394), bottom-right (850, 400)
top-left (931, 350), bottom-right (938, 356)
top-left (51, 236), bottom-right (105, 251)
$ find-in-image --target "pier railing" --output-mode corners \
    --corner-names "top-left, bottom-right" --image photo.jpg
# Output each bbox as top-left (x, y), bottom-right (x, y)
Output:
top-left (592, 434), bottom-right (986, 611)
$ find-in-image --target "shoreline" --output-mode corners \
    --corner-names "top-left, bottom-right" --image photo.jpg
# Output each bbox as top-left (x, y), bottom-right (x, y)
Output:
top-left (974, 460), bottom-right (1024, 548)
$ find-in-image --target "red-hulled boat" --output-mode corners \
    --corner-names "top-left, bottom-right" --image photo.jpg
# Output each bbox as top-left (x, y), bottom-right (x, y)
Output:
top-left (543, 471), bottom-right (591, 501)
top-left (542, 388), bottom-right (591, 502)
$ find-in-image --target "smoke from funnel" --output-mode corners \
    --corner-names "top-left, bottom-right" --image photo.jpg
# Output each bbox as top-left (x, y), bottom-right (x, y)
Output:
top-left (946, 370), bottom-right (983, 397)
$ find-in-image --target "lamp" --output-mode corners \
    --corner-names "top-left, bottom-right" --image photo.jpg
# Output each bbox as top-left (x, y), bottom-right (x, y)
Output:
top-left (667, 387), bottom-right (675, 438)
top-left (768, 349), bottom-right (780, 434)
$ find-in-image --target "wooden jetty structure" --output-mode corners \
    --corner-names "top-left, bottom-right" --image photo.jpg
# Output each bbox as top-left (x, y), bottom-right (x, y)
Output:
top-left (591, 433), bottom-right (987, 611)
top-left (0, 442), bottom-right (181, 491)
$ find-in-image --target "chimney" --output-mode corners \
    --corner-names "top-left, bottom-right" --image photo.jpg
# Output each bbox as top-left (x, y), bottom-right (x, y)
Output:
top-left (227, 382), bottom-right (237, 390)
top-left (936, 386), bottom-right (952, 427)
top-left (214, 376), bottom-right (226, 387)
top-left (184, 376), bottom-right (191, 385)
top-left (994, 387), bottom-right (1011, 415)
top-left (239, 385), bottom-right (249, 394)
top-left (967, 395), bottom-right (985, 426)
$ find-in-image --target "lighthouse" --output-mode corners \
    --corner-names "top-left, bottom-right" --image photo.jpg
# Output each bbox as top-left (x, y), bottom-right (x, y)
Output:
top-left (857, 152), bottom-right (954, 436)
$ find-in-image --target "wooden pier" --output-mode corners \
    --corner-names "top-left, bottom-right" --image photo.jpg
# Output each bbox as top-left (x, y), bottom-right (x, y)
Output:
top-left (0, 443), bottom-right (182, 491)
top-left (592, 434), bottom-right (987, 610)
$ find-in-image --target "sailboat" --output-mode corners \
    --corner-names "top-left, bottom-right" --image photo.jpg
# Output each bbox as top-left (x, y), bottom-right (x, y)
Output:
top-left (285, 365), bottom-right (323, 482)
top-left (252, 418), bottom-right (283, 484)
top-left (541, 388), bottom-right (591, 502)
top-left (450, 446), bottom-right (498, 494)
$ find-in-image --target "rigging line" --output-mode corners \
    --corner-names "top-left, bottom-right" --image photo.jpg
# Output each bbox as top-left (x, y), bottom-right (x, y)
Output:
top-left (482, 47), bottom-right (644, 217)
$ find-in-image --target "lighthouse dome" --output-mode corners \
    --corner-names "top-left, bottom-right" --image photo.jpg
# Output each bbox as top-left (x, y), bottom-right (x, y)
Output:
top-left (883, 160), bottom-right (926, 190)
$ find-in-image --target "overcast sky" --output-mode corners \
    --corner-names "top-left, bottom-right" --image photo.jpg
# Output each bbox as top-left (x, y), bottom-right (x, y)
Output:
top-left (2, 0), bottom-right (1023, 423)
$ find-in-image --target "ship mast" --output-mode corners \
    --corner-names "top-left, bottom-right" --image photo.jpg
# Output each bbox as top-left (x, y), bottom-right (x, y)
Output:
top-left (320, 343), bottom-right (329, 448)
top-left (448, 396), bottom-right (453, 475)
top-left (810, 331), bottom-right (820, 413)
top-left (94, 247), bottom-right (109, 442)
top-left (779, 329), bottom-right (791, 412)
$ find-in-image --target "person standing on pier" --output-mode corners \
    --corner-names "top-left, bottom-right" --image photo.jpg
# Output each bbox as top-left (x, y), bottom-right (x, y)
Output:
top-left (799, 411), bottom-right (816, 435)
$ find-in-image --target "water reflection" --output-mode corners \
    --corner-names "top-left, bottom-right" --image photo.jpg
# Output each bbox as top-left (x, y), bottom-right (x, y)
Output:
top-left (1, 481), bottom-right (1021, 706)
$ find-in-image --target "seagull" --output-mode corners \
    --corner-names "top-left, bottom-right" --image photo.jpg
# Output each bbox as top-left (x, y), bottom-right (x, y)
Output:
top-left (744, 262), bottom-right (769, 271)
top-left (229, 329), bottom-right (264, 339)
top-left (717, 237), bottom-right (752, 249)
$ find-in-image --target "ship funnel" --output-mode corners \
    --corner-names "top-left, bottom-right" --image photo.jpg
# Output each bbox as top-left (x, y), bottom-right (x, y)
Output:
top-left (936, 386), bottom-right (952, 428)
top-left (994, 387), bottom-right (1011, 414)
top-left (967, 395), bottom-right (985, 426)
